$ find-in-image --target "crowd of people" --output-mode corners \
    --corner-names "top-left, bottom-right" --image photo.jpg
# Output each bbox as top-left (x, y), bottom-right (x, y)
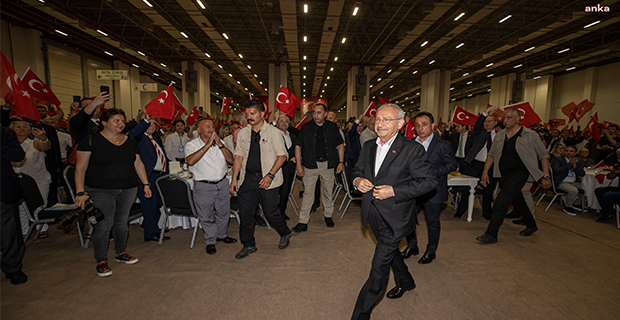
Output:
top-left (2, 95), bottom-right (619, 318)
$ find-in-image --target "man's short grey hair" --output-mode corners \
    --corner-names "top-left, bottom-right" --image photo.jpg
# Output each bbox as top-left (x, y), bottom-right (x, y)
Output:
top-left (377, 103), bottom-right (405, 120)
top-left (238, 112), bottom-right (246, 121)
top-left (505, 108), bottom-right (522, 118)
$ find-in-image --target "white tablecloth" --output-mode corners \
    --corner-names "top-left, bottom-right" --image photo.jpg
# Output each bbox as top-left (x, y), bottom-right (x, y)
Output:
top-left (581, 170), bottom-right (619, 210)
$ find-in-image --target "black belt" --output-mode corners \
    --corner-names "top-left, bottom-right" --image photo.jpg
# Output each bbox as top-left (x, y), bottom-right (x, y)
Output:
top-left (316, 157), bottom-right (328, 162)
top-left (197, 177), bottom-right (226, 184)
top-left (246, 172), bottom-right (262, 177)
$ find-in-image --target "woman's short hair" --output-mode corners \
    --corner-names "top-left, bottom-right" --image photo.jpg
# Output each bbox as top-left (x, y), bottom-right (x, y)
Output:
top-left (97, 108), bottom-right (126, 132)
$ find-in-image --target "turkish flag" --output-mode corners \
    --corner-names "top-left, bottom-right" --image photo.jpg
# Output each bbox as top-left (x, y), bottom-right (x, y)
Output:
top-left (594, 160), bottom-right (605, 168)
top-left (405, 117), bottom-right (417, 139)
top-left (295, 114), bottom-right (310, 129)
top-left (173, 92), bottom-right (185, 117)
top-left (145, 84), bottom-right (175, 120)
top-left (501, 101), bottom-right (541, 128)
top-left (603, 121), bottom-right (619, 129)
top-left (0, 52), bottom-right (39, 121)
top-left (548, 119), bottom-right (566, 129)
top-left (561, 102), bottom-right (577, 123)
top-left (275, 86), bottom-right (301, 117)
top-left (47, 105), bottom-right (58, 116)
top-left (363, 100), bottom-right (378, 118)
top-left (451, 106), bottom-right (478, 126)
top-left (572, 99), bottom-right (594, 122)
top-left (378, 97), bottom-right (390, 106)
top-left (21, 67), bottom-right (61, 106)
top-left (221, 97), bottom-right (233, 114)
top-left (487, 103), bottom-right (504, 121)
top-left (185, 106), bottom-right (201, 125)
top-left (586, 112), bottom-right (602, 143)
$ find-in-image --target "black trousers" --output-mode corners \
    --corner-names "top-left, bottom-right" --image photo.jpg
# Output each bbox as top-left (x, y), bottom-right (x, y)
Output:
top-left (405, 201), bottom-right (441, 254)
top-left (485, 171), bottom-right (537, 237)
top-left (278, 161), bottom-right (296, 216)
top-left (352, 207), bottom-right (414, 320)
top-left (138, 171), bottom-right (165, 239)
top-left (238, 175), bottom-right (291, 247)
top-left (1, 201), bottom-right (25, 274)
top-left (457, 160), bottom-right (494, 217)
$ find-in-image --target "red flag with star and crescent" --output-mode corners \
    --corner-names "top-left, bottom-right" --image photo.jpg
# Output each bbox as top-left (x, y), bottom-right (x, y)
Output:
top-left (363, 100), bottom-right (378, 118)
top-left (561, 102), bottom-right (577, 123)
top-left (572, 99), bottom-right (594, 122)
top-left (274, 86), bottom-right (301, 117)
top-left (586, 112), bottom-right (602, 143)
top-left (185, 106), bottom-right (201, 126)
top-left (21, 67), bottom-right (61, 106)
top-left (221, 97), bottom-right (233, 114)
top-left (405, 117), bottom-right (417, 139)
top-left (0, 52), bottom-right (39, 121)
top-left (451, 106), bottom-right (478, 126)
top-left (501, 101), bottom-right (541, 128)
top-left (144, 84), bottom-right (175, 120)
top-left (378, 97), bottom-right (390, 106)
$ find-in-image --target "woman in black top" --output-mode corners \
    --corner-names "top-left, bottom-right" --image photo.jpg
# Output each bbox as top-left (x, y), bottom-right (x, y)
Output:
top-left (75, 108), bottom-right (151, 278)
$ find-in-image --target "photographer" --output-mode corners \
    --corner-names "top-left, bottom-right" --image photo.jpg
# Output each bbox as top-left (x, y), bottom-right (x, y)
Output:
top-left (75, 108), bottom-right (151, 278)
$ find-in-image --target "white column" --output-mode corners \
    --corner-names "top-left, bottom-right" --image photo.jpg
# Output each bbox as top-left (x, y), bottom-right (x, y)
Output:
top-left (193, 63), bottom-right (210, 115)
top-left (420, 70), bottom-right (441, 120)
top-left (113, 61), bottom-right (132, 117)
top-left (129, 66), bottom-right (141, 116)
top-left (524, 75), bottom-right (554, 121)
top-left (268, 63), bottom-right (287, 113)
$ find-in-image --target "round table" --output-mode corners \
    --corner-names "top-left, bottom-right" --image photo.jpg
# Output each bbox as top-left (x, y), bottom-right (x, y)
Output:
top-left (581, 169), bottom-right (619, 210)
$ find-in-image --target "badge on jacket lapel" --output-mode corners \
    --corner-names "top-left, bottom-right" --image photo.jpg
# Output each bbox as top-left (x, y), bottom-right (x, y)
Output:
top-left (392, 150), bottom-right (396, 154)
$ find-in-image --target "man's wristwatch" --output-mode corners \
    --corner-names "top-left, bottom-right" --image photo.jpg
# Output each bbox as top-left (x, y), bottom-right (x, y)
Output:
top-left (267, 173), bottom-right (276, 179)
top-left (542, 175), bottom-right (551, 180)
top-left (76, 191), bottom-right (89, 197)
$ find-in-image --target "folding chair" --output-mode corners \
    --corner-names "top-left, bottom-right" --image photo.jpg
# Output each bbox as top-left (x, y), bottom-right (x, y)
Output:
top-left (18, 174), bottom-right (80, 244)
top-left (156, 174), bottom-right (201, 248)
top-left (287, 173), bottom-right (300, 216)
top-left (338, 167), bottom-right (363, 219)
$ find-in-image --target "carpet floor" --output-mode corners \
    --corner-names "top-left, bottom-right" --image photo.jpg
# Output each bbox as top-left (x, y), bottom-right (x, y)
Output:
top-left (2, 191), bottom-right (620, 320)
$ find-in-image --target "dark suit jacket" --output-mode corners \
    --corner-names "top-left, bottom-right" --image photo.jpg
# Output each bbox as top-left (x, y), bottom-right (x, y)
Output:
top-left (551, 155), bottom-right (585, 183)
top-left (449, 131), bottom-right (473, 157)
top-left (421, 137), bottom-right (458, 204)
top-left (353, 134), bottom-right (437, 238)
top-left (1, 126), bottom-right (25, 204)
top-left (347, 122), bottom-right (363, 162)
top-left (129, 119), bottom-right (169, 177)
top-left (464, 114), bottom-right (492, 164)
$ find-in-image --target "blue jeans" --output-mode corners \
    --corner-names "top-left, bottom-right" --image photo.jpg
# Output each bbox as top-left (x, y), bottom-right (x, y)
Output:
top-left (594, 186), bottom-right (620, 218)
top-left (86, 187), bottom-right (137, 263)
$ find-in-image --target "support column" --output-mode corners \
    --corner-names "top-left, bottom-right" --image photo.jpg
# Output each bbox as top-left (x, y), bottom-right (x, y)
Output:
top-left (193, 63), bottom-right (210, 116)
top-left (489, 73), bottom-right (517, 108)
top-left (420, 69), bottom-right (451, 122)
top-left (346, 66), bottom-right (369, 119)
top-left (181, 61), bottom-right (192, 111)
top-left (268, 63), bottom-right (288, 113)
top-left (113, 61), bottom-right (131, 117)
top-left (523, 75), bottom-right (554, 121)
top-left (129, 66), bottom-right (141, 116)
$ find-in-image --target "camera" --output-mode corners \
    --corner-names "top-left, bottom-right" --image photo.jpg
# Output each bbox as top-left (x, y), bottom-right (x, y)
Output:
top-left (56, 200), bottom-right (105, 227)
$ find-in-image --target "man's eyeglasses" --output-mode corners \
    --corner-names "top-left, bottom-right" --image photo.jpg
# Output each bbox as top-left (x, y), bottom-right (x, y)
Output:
top-left (375, 118), bottom-right (399, 124)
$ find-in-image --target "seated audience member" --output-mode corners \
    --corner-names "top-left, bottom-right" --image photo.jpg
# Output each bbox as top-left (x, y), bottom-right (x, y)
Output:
top-left (578, 147), bottom-right (595, 167)
top-left (604, 148), bottom-right (620, 167)
top-left (9, 120), bottom-right (52, 237)
top-left (594, 165), bottom-right (620, 224)
top-left (551, 145), bottom-right (585, 216)
top-left (185, 118), bottom-right (236, 255)
top-left (164, 119), bottom-right (191, 162)
top-left (594, 125), bottom-right (618, 162)
top-left (550, 142), bottom-right (566, 160)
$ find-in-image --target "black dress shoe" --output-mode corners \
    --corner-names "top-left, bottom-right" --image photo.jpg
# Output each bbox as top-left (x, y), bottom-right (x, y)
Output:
top-left (512, 219), bottom-right (525, 225)
top-left (418, 252), bottom-right (436, 264)
top-left (476, 233), bottom-right (498, 244)
top-left (483, 213), bottom-right (492, 221)
top-left (310, 206), bottom-right (318, 213)
top-left (206, 244), bottom-right (216, 255)
top-left (325, 217), bottom-right (335, 228)
top-left (386, 282), bottom-right (416, 299)
top-left (216, 236), bottom-right (237, 243)
top-left (519, 227), bottom-right (538, 236)
top-left (5, 270), bottom-right (28, 285)
top-left (291, 223), bottom-right (307, 233)
top-left (145, 234), bottom-right (170, 242)
top-left (401, 246), bottom-right (419, 259)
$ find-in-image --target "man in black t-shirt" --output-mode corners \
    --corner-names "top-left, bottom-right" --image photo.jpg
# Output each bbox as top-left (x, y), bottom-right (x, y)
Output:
top-left (292, 103), bottom-right (344, 232)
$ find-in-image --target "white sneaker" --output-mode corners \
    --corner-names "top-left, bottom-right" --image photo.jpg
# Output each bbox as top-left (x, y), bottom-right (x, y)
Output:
top-left (563, 207), bottom-right (577, 216)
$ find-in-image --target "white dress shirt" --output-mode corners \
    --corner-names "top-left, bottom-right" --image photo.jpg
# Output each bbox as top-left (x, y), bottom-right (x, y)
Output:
top-left (57, 131), bottom-right (72, 159)
top-left (164, 132), bottom-right (191, 160)
top-left (185, 136), bottom-right (228, 181)
top-left (375, 133), bottom-right (398, 176)
top-left (415, 133), bottom-right (434, 152)
top-left (474, 130), bottom-right (496, 162)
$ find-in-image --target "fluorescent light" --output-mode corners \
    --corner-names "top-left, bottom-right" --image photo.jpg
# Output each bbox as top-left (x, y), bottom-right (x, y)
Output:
top-left (303, 55), bottom-right (307, 60)
top-left (334, 57), bottom-right (338, 61)
top-left (222, 33), bottom-right (229, 39)
top-left (132, 64), bottom-right (139, 68)
top-left (178, 73), bottom-right (183, 76)
top-left (467, 81), bottom-right (472, 85)
top-left (265, 88), bottom-right (267, 91)
top-left (138, 51), bottom-right (145, 56)
top-left (558, 48), bottom-right (570, 54)
top-left (429, 60), bottom-right (435, 64)
top-left (55, 30), bottom-right (68, 36)
top-left (377, 78), bottom-right (381, 81)
top-left (488, 89), bottom-right (491, 92)
top-left (180, 32), bottom-right (188, 38)
top-left (533, 76), bottom-right (541, 79)
top-left (499, 15), bottom-right (512, 23)
top-left (450, 87), bottom-right (454, 90)
top-left (514, 64), bottom-right (523, 68)
top-left (238, 54), bottom-right (243, 59)
top-left (237, 81), bottom-right (241, 84)
top-left (456, 43), bottom-right (464, 49)
top-left (327, 76), bottom-right (330, 79)
top-left (390, 85), bottom-right (394, 88)
top-left (584, 21), bottom-right (600, 29)
top-left (416, 92), bottom-right (420, 95)
top-left (487, 74), bottom-right (494, 77)
top-left (304, 35), bottom-right (307, 42)
top-left (369, 85), bottom-right (373, 88)
top-left (353, 7), bottom-right (359, 16)
top-left (259, 82), bottom-right (263, 84)
top-left (324, 84), bottom-right (327, 86)
top-left (254, 74), bottom-right (258, 78)
top-left (245, 88), bottom-right (248, 91)
top-left (216, 92), bottom-right (219, 95)
top-left (228, 73), bottom-right (233, 77)
top-left (463, 73), bottom-right (469, 76)
top-left (412, 70), bottom-right (418, 74)
top-left (247, 65), bottom-right (251, 69)
top-left (421, 41), bottom-right (428, 47)
top-left (303, 89), bottom-right (306, 92)
top-left (452, 98), bottom-right (456, 101)
top-left (387, 69), bottom-right (392, 73)
top-left (196, 0), bottom-right (205, 9)
top-left (303, 75), bottom-right (306, 79)
top-left (400, 59), bottom-right (405, 63)
top-left (37, 0), bottom-right (44, 3)
top-left (153, 73), bottom-right (159, 77)
top-left (330, 67), bottom-right (334, 71)
top-left (341, 37), bottom-right (346, 44)
top-left (468, 94), bottom-right (473, 97)
top-left (524, 46), bottom-right (535, 52)
top-left (454, 12), bottom-right (465, 21)
top-left (97, 30), bottom-right (108, 37)
top-left (104, 51), bottom-right (113, 56)
top-left (204, 52), bottom-right (211, 57)
top-left (566, 67), bottom-right (576, 71)
top-left (143, 0), bottom-right (153, 8)
top-left (218, 64), bottom-right (223, 68)
top-left (303, 4), bottom-right (308, 13)
top-left (303, 83), bottom-right (306, 86)
top-left (380, 91), bottom-right (383, 94)
top-left (303, 67), bottom-right (306, 70)
top-left (486, 63), bottom-right (493, 67)
top-left (160, 63), bottom-right (167, 67)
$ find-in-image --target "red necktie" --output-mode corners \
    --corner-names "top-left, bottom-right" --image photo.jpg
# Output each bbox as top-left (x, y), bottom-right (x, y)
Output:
top-left (149, 136), bottom-right (167, 171)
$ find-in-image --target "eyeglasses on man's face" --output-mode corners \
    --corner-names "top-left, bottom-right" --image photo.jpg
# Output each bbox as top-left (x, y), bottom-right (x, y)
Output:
top-left (375, 118), bottom-right (399, 124)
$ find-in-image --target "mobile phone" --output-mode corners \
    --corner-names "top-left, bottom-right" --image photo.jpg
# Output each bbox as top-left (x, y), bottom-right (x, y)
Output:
top-left (73, 95), bottom-right (81, 103)
top-left (100, 86), bottom-right (110, 93)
